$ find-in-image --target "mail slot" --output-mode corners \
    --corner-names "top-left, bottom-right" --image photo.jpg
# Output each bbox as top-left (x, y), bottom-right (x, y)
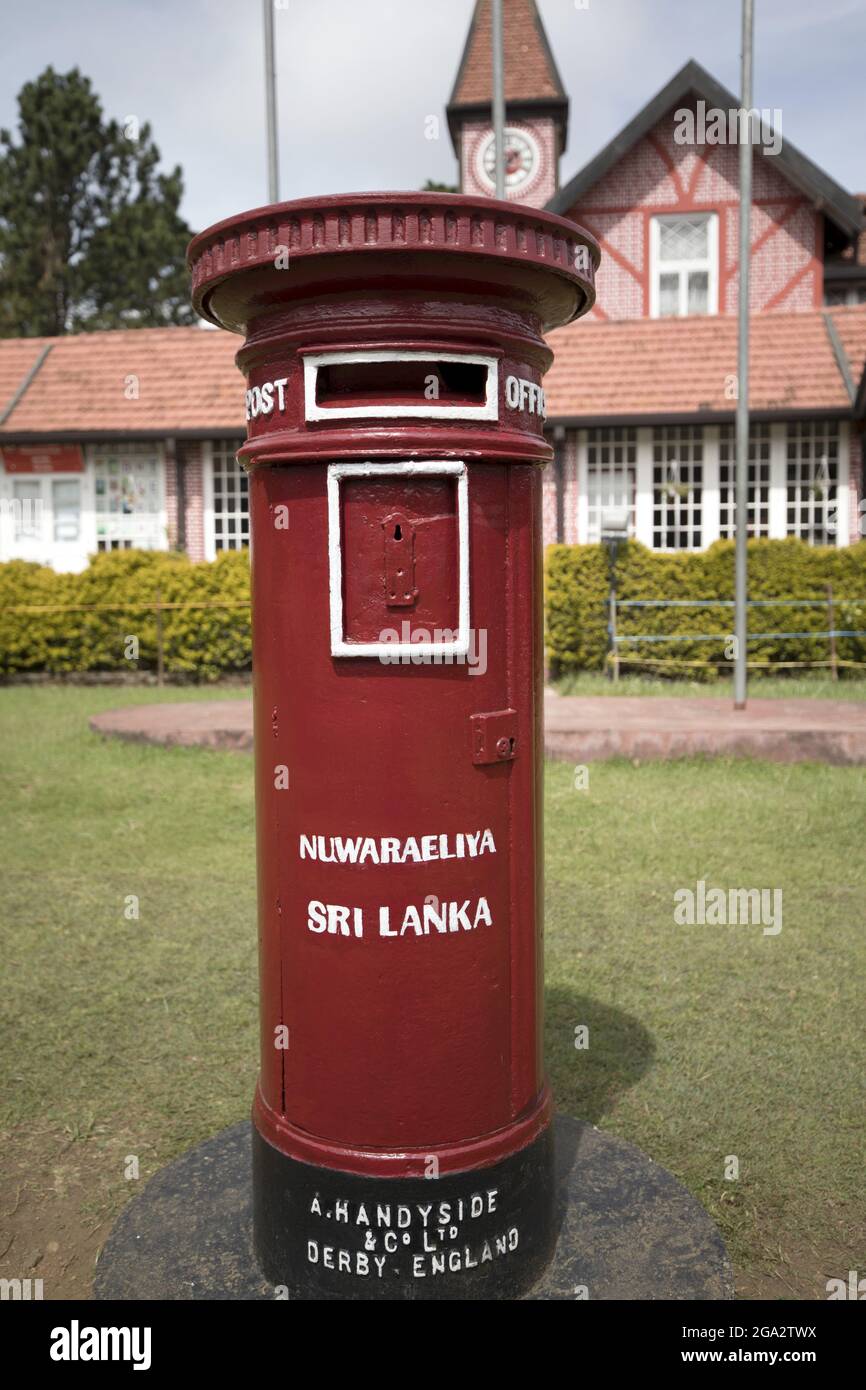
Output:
top-left (188, 192), bottom-right (598, 1300)
top-left (306, 351), bottom-right (498, 421)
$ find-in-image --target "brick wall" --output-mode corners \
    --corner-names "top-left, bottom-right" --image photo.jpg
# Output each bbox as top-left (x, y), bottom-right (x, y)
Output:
top-left (541, 455), bottom-right (557, 545)
top-left (164, 440), bottom-right (206, 559)
top-left (541, 430), bottom-right (580, 547)
top-left (164, 446), bottom-right (179, 549)
top-left (179, 440), bottom-right (207, 561)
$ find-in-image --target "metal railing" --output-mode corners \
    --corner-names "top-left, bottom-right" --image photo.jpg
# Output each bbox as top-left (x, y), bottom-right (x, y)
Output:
top-left (606, 588), bottom-right (866, 679)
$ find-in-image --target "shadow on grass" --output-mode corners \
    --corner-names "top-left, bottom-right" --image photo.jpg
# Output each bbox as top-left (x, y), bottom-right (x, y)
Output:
top-left (544, 984), bottom-right (655, 1127)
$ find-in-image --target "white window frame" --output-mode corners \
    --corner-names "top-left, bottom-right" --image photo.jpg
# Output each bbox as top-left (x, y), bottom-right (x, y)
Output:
top-left (203, 441), bottom-right (216, 561)
top-left (50, 476), bottom-right (84, 545)
top-left (327, 460), bottom-right (469, 659)
top-left (583, 427), bottom-right (637, 544)
top-left (838, 420), bottom-right (852, 545)
top-left (650, 213), bottom-right (719, 319)
top-left (204, 439), bottom-right (248, 560)
top-left (718, 423), bottom-right (772, 540)
top-left (1, 460), bottom-right (95, 571)
top-left (768, 423), bottom-right (787, 538)
top-left (91, 440), bottom-right (166, 554)
top-left (0, 473), bottom-right (52, 561)
top-left (10, 477), bottom-right (44, 541)
top-left (634, 427), bottom-right (654, 547)
top-left (628, 420), bottom-right (852, 550)
top-left (784, 420), bottom-right (849, 547)
top-left (651, 425), bottom-right (705, 551)
top-left (701, 425), bottom-right (721, 547)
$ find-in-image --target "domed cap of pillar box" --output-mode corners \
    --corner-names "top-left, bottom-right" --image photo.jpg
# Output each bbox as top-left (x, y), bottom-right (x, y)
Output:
top-left (187, 191), bottom-right (599, 337)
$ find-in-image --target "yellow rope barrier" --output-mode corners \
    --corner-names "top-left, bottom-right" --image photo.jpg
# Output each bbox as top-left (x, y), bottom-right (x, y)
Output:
top-left (609, 654), bottom-right (866, 671)
top-left (2, 601), bottom-right (250, 613)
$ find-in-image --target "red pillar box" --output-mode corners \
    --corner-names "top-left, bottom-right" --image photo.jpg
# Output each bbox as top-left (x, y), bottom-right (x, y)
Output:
top-left (188, 193), bottom-right (598, 1300)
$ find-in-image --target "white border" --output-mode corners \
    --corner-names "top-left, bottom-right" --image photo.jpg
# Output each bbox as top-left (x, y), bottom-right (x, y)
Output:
top-left (701, 425), bottom-right (721, 546)
top-left (328, 460), bottom-right (469, 659)
top-left (768, 423), bottom-right (787, 539)
top-left (649, 212), bottom-right (719, 319)
top-left (836, 420), bottom-right (850, 548)
top-left (304, 351), bottom-right (499, 423)
top-left (634, 427), bottom-right (654, 547)
top-left (203, 440), bottom-right (216, 561)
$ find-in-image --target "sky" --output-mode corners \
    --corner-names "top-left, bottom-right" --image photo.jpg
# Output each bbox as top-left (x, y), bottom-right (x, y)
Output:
top-left (1, 0), bottom-right (864, 236)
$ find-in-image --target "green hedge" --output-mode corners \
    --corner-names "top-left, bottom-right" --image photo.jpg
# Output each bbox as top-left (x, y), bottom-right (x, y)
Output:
top-left (546, 538), bottom-right (866, 678)
top-left (5, 540), bottom-right (865, 681)
top-left (0, 549), bottom-right (251, 680)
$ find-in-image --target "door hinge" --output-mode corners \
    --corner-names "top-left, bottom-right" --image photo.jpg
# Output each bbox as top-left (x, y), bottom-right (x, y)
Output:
top-left (471, 709), bottom-right (517, 766)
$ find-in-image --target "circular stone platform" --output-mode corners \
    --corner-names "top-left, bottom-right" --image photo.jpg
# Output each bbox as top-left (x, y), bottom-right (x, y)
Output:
top-left (90, 691), bottom-right (866, 765)
top-left (543, 692), bottom-right (866, 766)
top-left (92, 1117), bottom-right (732, 1301)
top-left (91, 699), bottom-right (254, 752)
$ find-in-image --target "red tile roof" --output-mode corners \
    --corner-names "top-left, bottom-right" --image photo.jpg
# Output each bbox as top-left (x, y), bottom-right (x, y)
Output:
top-left (826, 195), bottom-right (866, 270)
top-left (0, 326), bottom-right (243, 435)
top-left (449, 0), bottom-right (565, 107)
top-left (0, 308), bottom-right (864, 438)
top-left (829, 304), bottom-right (866, 393)
top-left (0, 338), bottom-right (50, 423)
top-left (545, 306), bottom-right (866, 420)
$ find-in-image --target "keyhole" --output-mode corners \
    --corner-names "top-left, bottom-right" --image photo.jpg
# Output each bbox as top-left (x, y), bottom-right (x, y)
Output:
top-left (394, 524), bottom-right (402, 540)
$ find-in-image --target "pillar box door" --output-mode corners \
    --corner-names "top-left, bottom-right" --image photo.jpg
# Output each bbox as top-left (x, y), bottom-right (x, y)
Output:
top-left (188, 193), bottom-right (598, 1301)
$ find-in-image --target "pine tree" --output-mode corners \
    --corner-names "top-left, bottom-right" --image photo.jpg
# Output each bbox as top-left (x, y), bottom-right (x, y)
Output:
top-left (0, 67), bottom-right (196, 336)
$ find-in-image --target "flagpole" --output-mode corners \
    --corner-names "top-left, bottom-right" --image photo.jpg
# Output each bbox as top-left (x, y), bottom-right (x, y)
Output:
top-left (263, 0), bottom-right (280, 203)
top-left (492, 0), bottom-right (506, 199)
top-left (734, 0), bottom-right (754, 709)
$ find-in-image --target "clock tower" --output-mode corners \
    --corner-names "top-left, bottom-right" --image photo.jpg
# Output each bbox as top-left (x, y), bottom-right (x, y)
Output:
top-left (447, 0), bottom-right (569, 209)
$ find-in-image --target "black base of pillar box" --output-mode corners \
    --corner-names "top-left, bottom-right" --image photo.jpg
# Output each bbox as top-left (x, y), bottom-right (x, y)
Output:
top-left (93, 1116), bottom-right (734, 1301)
top-left (252, 1124), bottom-right (554, 1300)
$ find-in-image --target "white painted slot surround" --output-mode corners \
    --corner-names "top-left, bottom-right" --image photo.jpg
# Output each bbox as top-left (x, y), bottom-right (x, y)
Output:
top-left (327, 460), bottom-right (470, 659)
top-left (305, 350), bottom-right (499, 422)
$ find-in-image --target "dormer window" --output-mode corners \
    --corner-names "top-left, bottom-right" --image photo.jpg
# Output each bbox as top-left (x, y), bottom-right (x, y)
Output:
top-left (650, 213), bottom-right (718, 317)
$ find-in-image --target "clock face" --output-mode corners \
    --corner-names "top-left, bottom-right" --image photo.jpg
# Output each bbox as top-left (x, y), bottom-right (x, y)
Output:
top-left (477, 127), bottom-right (541, 194)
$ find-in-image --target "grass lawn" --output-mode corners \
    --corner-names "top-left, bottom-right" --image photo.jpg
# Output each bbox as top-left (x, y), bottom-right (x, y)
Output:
top-left (1, 684), bottom-right (864, 1299)
top-left (555, 670), bottom-right (866, 701)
